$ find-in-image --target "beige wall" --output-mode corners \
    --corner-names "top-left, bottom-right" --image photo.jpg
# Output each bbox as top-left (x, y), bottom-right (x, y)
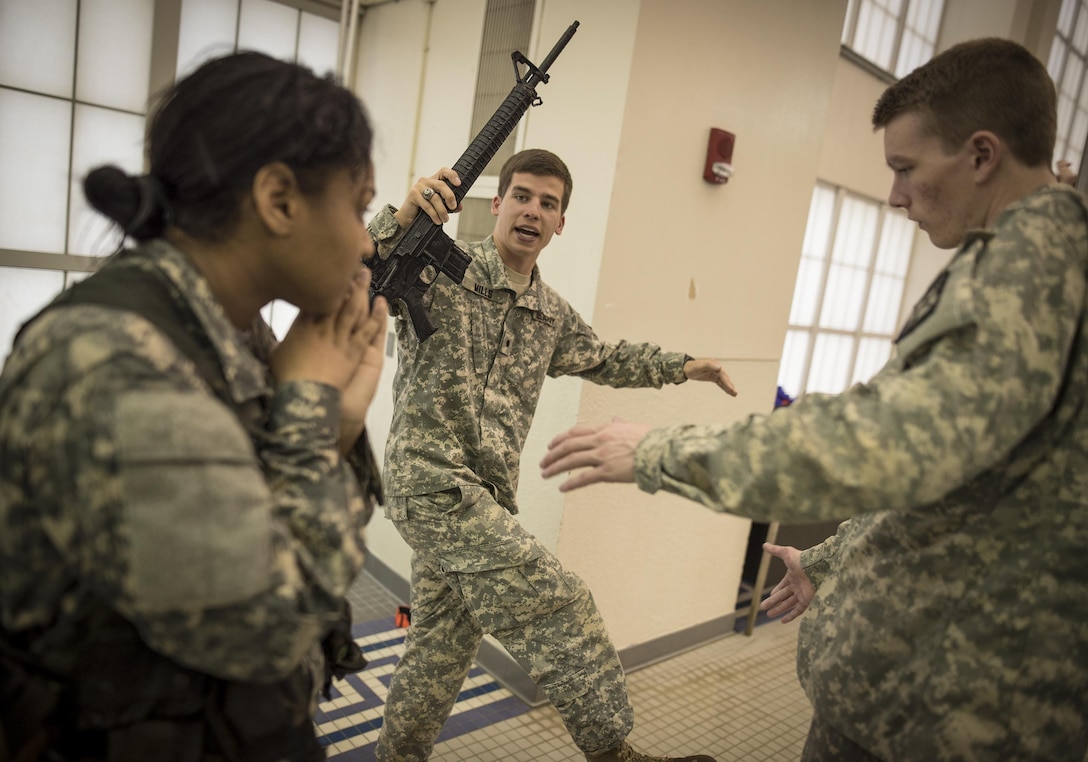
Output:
top-left (355, 0), bottom-right (848, 652)
top-left (555, 0), bottom-right (847, 649)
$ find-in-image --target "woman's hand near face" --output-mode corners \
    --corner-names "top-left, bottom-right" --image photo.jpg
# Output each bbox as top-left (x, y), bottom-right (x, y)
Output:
top-left (270, 268), bottom-right (388, 419)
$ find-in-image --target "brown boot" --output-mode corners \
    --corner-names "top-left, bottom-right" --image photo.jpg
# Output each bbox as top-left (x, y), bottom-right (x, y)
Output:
top-left (585, 740), bottom-right (717, 762)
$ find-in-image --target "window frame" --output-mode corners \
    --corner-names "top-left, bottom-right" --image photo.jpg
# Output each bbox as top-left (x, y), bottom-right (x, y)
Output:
top-left (778, 183), bottom-right (915, 398)
top-left (840, 0), bottom-right (946, 81)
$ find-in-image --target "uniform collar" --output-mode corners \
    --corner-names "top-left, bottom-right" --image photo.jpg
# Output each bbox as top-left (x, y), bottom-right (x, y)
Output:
top-left (139, 239), bottom-right (271, 405)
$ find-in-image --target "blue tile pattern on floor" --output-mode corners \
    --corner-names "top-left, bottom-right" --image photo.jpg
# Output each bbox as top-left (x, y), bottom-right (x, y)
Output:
top-left (322, 570), bottom-right (780, 759)
top-left (315, 615), bottom-right (531, 760)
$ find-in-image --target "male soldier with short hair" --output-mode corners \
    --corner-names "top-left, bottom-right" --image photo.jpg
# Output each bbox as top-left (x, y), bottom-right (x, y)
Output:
top-left (369, 148), bottom-right (734, 762)
top-left (541, 38), bottom-right (1088, 761)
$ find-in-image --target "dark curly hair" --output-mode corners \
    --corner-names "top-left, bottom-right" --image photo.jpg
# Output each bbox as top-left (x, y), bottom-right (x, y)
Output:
top-left (84, 51), bottom-right (373, 242)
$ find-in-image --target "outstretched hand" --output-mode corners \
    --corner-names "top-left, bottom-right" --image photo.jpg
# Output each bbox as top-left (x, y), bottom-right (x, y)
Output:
top-left (393, 167), bottom-right (463, 228)
top-left (758, 542), bottom-right (815, 624)
top-left (683, 358), bottom-right (738, 396)
top-left (539, 418), bottom-right (651, 492)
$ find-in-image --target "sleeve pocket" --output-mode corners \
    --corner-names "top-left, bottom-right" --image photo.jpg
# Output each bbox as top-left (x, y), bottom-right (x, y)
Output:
top-left (114, 390), bottom-right (274, 613)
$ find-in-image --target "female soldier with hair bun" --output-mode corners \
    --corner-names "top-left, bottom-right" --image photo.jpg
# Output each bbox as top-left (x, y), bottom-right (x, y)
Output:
top-left (0, 51), bottom-right (387, 760)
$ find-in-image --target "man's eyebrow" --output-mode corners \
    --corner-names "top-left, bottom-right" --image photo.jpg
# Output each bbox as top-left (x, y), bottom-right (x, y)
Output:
top-left (511, 184), bottom-right (561, 205)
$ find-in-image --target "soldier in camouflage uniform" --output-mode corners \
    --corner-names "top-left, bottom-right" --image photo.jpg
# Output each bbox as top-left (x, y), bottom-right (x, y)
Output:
top-left (0, 52), bottom-right (387, 759)
top-left (541, 38), bottom-right (1088, 762)
top-left (369, 149), bottom-right (734, 762)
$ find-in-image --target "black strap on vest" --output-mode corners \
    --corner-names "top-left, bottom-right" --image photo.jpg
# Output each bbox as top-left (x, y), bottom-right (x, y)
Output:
top-left (38, 261), bottom-right (236, 411)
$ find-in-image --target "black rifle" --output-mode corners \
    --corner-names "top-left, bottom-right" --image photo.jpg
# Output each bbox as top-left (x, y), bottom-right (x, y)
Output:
top-left (368, 20), bottom-right (579, 341)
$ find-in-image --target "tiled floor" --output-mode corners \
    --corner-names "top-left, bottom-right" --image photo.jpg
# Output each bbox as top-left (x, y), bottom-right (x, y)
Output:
top-left (323, 569), bottom-right (812, 761)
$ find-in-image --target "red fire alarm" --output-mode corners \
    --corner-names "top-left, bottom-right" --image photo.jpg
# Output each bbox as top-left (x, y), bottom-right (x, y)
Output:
top-left (703, 127), bottom-right (735, 184)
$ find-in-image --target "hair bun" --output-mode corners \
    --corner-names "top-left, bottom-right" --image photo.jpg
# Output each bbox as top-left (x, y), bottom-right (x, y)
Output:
top-left (83, 165), bottom-right (171, 241)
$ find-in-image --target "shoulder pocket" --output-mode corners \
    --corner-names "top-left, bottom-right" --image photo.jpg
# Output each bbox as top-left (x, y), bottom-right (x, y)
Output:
top-left (895, 245), bottom-right (980, 365)
top-left (115, 389), bottom-right (272, 612)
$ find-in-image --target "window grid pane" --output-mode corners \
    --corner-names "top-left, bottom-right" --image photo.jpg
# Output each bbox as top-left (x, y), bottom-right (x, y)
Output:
top-left (777, 330), bottom-right (811, 398)
top-left (854, 2), bottom-right (898, 70)
top-left (0, 266), bottom-right (66, 360)
top-left (1051, 0), bottom-right (1088, 173)
top-left (874, 209), bottom-right (913, 277)
top-left (831, 197), bottom-right (878, 267)
top-left (788, 185), bottom-right (837, 327)
top-left (783, 185), bottom-right (915, 398)
top-left (75, 0), bottom-right (154, 112)
top-left (0, 90), bottom-right (72, 254)
top-left (237, 0), bottom-right (300, 62)
top-left (0, 0), bottom-right (77, 97)
top-left (807, 332), bottom-right (855, 394)
top-left (845, 0), bottom-right (945, 78)
top-left (851, 337), bottom-right (893, 385)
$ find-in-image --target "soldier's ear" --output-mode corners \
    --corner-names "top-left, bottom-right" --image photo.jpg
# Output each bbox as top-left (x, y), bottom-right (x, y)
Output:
top-left (968, 131), bottom-right (1000, 183)
top-left (252, 162), bottom-right (301, 236)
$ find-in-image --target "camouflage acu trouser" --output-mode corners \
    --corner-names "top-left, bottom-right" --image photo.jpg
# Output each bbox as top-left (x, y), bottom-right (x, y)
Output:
top-left (375, 486), bottom-right (634, 761)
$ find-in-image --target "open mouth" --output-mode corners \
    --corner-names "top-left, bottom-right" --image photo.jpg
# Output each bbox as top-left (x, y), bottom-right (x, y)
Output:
top-left (514, 226), bottom-right (540, 241)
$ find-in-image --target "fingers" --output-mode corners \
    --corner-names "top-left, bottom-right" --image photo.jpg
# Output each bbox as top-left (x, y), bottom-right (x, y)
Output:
top-left (540, 427), bottom-right (608, 476)
top-left (762, 542), bottom-right (790, 561)
top-left (351, 295), bottom-right (388, 353)
top-left (556, 467), bottom-right (606, 493)
top-left (718, 368), bottom-right (738, 396)
top-left (334, 272), bottom-right (369, 339)
top-left (544, 423), bottom-right (606, 456)
top-left (540, 441), bottom-right (596, 478)
top-left (415, 169), bottom-right (462, 225)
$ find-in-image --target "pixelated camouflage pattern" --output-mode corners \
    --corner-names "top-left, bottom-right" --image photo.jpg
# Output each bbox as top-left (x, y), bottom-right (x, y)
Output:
top-left (369, 204), bottom-right (689, 514)
top-left (375, 487), bottom-right (632, 760)
top-left (0, 240), bottom-right (371, 695)
top-left (799, 520), bottom-right (849, 589)
top-left (367, 204), bottom-right (690, 758)
top-left (634, 185), bottom-right (1088, 760)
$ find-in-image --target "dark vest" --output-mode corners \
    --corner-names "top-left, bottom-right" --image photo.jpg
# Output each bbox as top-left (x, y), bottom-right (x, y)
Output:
top-left (1, 256), bottom-right (361, 761)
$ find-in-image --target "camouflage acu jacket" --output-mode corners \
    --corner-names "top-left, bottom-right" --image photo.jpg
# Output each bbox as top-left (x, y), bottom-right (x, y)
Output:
top-left (370, 205), bottom-right (689, 513)
top-left (0, 240), bottom-right (373, 684)
top-left (634, 184), bottom-right (1088, 760)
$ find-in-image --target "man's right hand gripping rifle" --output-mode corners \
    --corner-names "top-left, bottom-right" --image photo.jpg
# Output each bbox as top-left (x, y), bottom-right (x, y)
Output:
top-left (367, 172), bottom-right (471, 342)
top-left (365, 20), bottom-right (578, 341)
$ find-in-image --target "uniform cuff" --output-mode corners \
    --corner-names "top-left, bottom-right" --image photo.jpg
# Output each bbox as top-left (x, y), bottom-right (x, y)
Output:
top-left (267, 379), bottom-right (341, 450)
top-left (634, 427), bottom-right (672, 494)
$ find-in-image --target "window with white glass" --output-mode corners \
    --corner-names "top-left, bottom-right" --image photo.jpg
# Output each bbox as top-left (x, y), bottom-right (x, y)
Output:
top-left (777, 184), bottom-right (915, 397)
top-left (1048, 0), bottom-right (1088, 175)
top-left (0, 0), bottom-right (153, 357)
top-left (455, 0), bottom-right (537, 244)
top-left (840, 0), bottom-right (946, 78)
top-left (0, 0), bottom-right (343, 353)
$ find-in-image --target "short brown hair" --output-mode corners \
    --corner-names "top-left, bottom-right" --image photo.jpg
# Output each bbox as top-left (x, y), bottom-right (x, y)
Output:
top-left (497, 149), bottom-right (573, 213)
top-left (872, 38), bottom-right (1055, 168)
